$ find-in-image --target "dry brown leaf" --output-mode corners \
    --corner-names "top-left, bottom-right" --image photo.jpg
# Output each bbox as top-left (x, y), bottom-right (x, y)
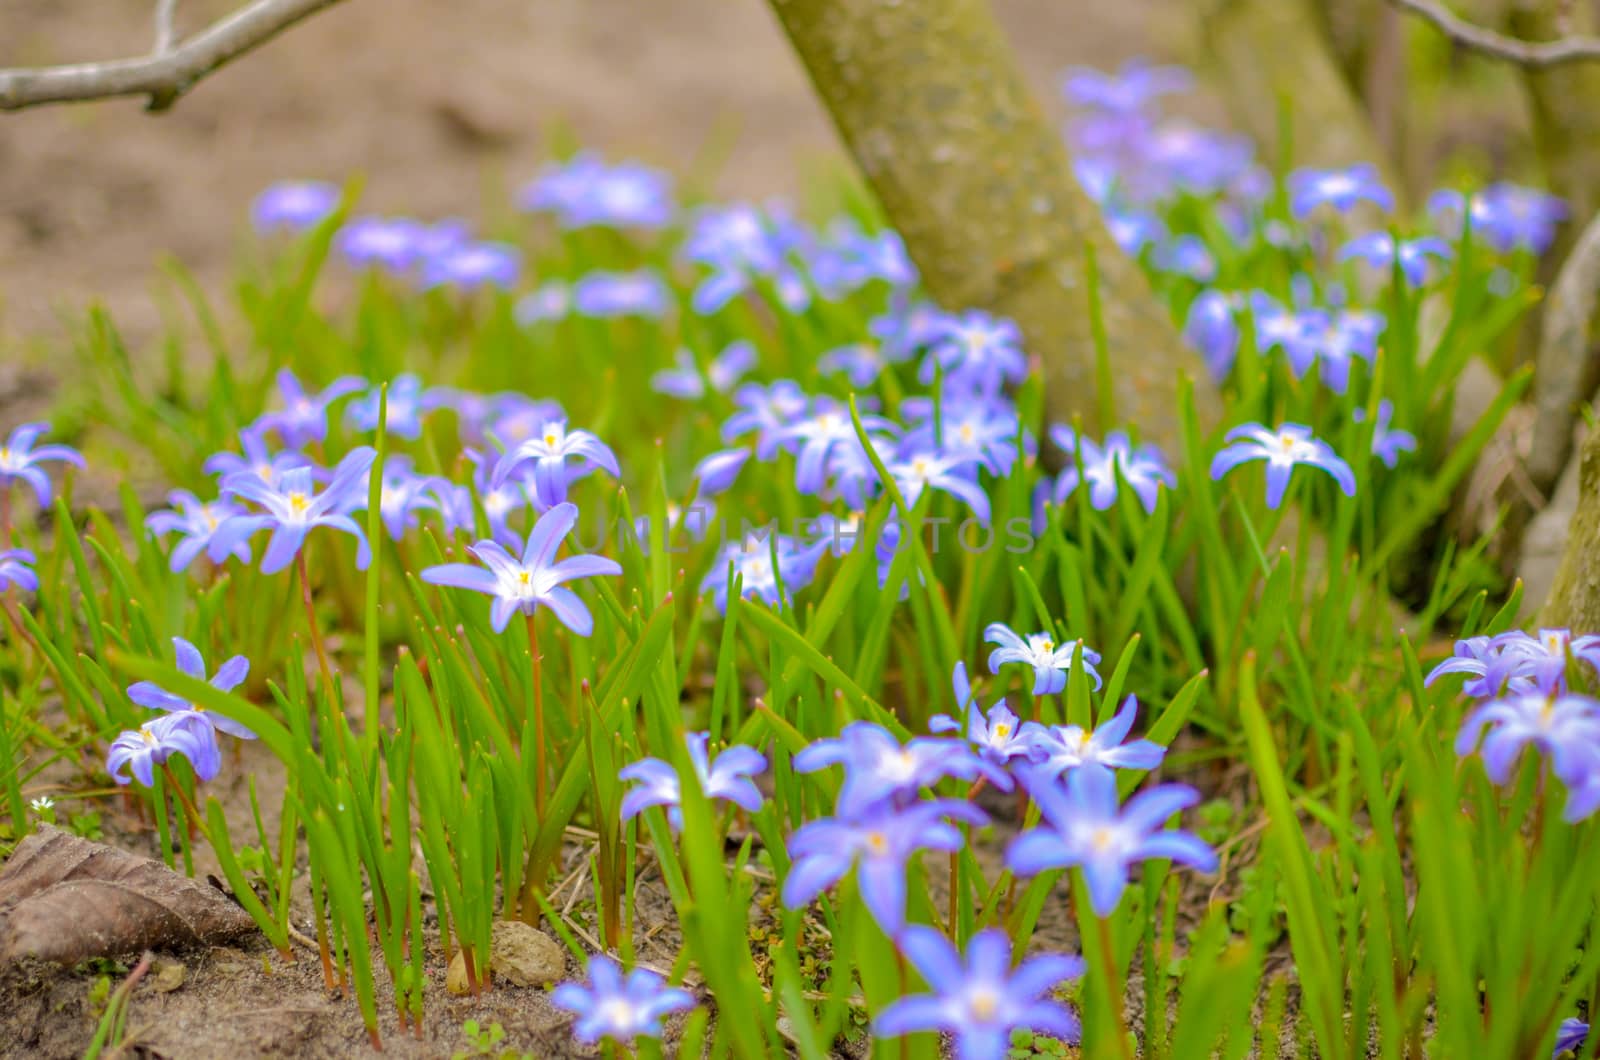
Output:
top-left (0, 825), bottom-right (257, 964)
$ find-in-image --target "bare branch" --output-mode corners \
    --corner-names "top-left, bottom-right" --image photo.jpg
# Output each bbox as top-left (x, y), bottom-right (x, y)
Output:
top-left (153, 0), bottom-right (180, 56)
top-left (0, 0), bottom-right (348, 114)
top-left (1385, 0), bottom-right (1600, 67)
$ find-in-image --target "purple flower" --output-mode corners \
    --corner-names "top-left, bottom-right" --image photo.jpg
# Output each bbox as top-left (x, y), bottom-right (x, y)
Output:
top-left (781, 799), bottom-right (988, 933)
top-left (721, 380), bottom-right (807, 459)
top-left (780, 398), bottom-right (897, 496)
top-left (204, 427), bottom-right (313, 487)
top-left (1490, 628), bottom-right (1600, 694)
top-left (652, 342), bottom-right (755, 400)
top-left (619, 732), bottom-right (766, 829)
top-left (461, 447), bottom-right (534, 541)
top-left (1456, 692), bottom-right (1600, 816)
top-left (516, 282), bottom-right (572, 325)
top-left (1555, 1018), bottom-right (1589, 1058)
top-left (1046, 427), bottom-right (1174, 514)
top-left (106, 712), bottom-right (220, 788)
top-left (920, 310), bottom-right (1029, 394)
top-left (699, 534), bottom-right (822, 613)
top-left (1063, 60), bottom-right (1190, 114)
top-left (254, 370), bottom-right (366, 448)
top-left (492, 419), bottom-right (620, 506)
top-left (216, 447), bottom-right (377, 574)
top-left (1424, 635), bottom-right (1535, 699)
top-left (1017, 696), bottom-right (1166, 783)
top-left (869, 295), bottom-right (945, 362)
top-left (550, 956), bottom-right (695, 1046)
top-left (1289, 309), bottom-right (1384, 395)
top-left (818, 343), bottom-right (895, 388)
top-left (422, 241), bottom-right (521, 291)
top-left (337, 216), bottom-right (426, 272)
top-left (795, 721), bottom-right (985, 815)
top-left (1152, 234), bottom-right (1217, 281)
top-left (420, 502), bottom-right (620, 634)
top-left (928, 663), bottom-right (1032, 791)
top-left (1289, 164), bottom-right (1393, 218)
top-left (252, 181), bottom-right (340, 233)
top-left (1340, 232), bottom-right (1452, 287)
top-left (345, 374), bottom-right (429, 440)
top-left (484, 395), bottom-right (570, 451)
top-left (1444, 183), bottom-right (1568, 255)
top-left (1209, 423), bottom-right (1356, 508)
top-left (572, 269), bottom-right (672, 318)
top-left (1354, 400), bottom-right (1417, 468)
top-left (521, 155), bottom-right (675, 230)
top-left (349, 455), bottom-right (445, 541)
top-left (691, 448), bottom-right (749, 497)
top-left (1106, 209), bottom-right (1167, 255)
top-left (0, 423), bottom-right (85, 505)
top-left (901, 393), bottom-right (1032, 478)
top-left (127, 637), bottom-right (255, 740)
top-left (146, 491), bottom-right (252, 571)
top-left (1008, 766), bottom-right (1216, 916)
top-left (875, 927), bottom-right (1083, 1057)
top-left (984, 624), bottom-right (1102, 696)
top-left (885, 449), bottom-right (992, 524)
top-left (0, 549), bottom-right (38, 592)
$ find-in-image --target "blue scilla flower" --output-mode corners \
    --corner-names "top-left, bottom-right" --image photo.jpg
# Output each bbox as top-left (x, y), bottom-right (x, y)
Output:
top-left (825, 434), bottom-right (902, 511)
top-left (619, 732), bottom-right (766, 830)
top-left (691, 448), bottom-right (749, 497)
top-left (421, 240), bottom-right (521, 291)
top-left (1288, 308), bottom-right (1384, 395)
top-left (920, 310), bottom-right (1029, 394)
top-left (0, 423), bottom-right (85, 506)
top-left (204, 426), bottom-right (313, 488)
top-left (254, 370), bottom-right (365, 448)
top-left (874, 926), bottom-right (1084, 1059)
top-left (484, 394), bottom-right (569, 452)
top-left (888, 449), bottom-right (992, 523)
top-left (1063, 59), bottom-right (1189, 114)
top-left (106, 712), bottom-right (220, 788)
top-left (350, 455), bottom-right (446, 541)
top-left (780, 398), bottom-right (897, 496)
top-left (216, 447), bottom-right (377, 574)
top-left (928, 662), bottom-right (1033, 791)
top-left (869, 294), bottom-right (945, 362)
top-left (521, 155), bottom-right (675, 230)
top-left (127, 637), bottom-right (255, 740)
top-left (1491, 629), bottom-right (1600, 695)
top-left (0, 549), bottom-right (38, 593)
top-left (818, 343), bottom-right (896, 388)
top-left (337, 215), bottom-right (426, 272)
top-left (421, 502), bottom-right (620, 635)
top-left (492, 419), bottom-right (621, 506)
top-left (146, 491), bottom-right (253, 572)
top-left (699, 534), bottom-right (822, 613)
top-left (1008, 766), bottom-right (1216, 916)
top-left (1354, 400), bottom-right (1417, 468)
top-left (1425, 635), bottom-right (1535, 700)
top-left (1433, 183), bottom-right (1567, 255)
top-left (515, 281), bottom-right (571, 325)
top-left (796, 721), bottom-right (986, 815)
top-left (1046, 426), bottom-right (1174, 514)
top-left (1210, 423), bottom-right (1356, 508)
top-left (1555, 1018), bottom-right (1589, 1058)
top-left (721, 380), bottom-right (807, 460)
top-left (1105, 208), bottom-right (1167, 256)
top-left (1456, 692), bottom-right (1600, 820)
top-left (251, 180), bottom-right (339, 233)
top-left (901, 389), bottom-right (1033, 477)
top-left (550, 955), bottom-right (696, 1047)
top-left (984, 623), bottom-right (1103, 696)
top-left (781, 798), bottom-right (989, 934)
top-left (346, 374), bottom-right (429, 440)
top-left (1289, 163), bottom-right (1393, 218)
top-left (1152, 234), bottom-right (1217, 282)
top-left (1341, 231), bottom-right (1452, 287)
top-left (1017, 695), bottom-right (1166, 783)
top-left (652, 342), bottom-right (755, 401)
top-left (458, 447), bottom-right (535, 541)
top-left (572, 269), bottom-right (672, 318)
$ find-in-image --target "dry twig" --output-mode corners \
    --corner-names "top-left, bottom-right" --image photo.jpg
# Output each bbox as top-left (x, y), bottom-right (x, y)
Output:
top-left (1385, 0), bottom-right (1600, 67)
top-left (0, 0), bottom-right (348, 113)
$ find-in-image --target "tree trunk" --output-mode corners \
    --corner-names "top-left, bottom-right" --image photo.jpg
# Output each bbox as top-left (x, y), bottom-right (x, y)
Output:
top-left (1196, 0), bottom-right (1394, 179)
top-left (764, 0), bottom-right (1217, 451)
top-left (1511, 2), bottom-right (1600, 230)
top-left (1538, 422), bottom-right (1600, 630)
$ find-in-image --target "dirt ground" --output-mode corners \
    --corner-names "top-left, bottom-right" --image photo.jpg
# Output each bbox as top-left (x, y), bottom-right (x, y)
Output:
top-left (0, 1), bottom-right (1221, 1056)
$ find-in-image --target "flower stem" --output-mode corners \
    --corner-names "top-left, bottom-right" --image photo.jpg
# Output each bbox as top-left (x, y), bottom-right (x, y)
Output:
top-left (525, 611), bottom-right (547, 820)
top-left (1095, 913), bottom-right (1133, 1060)
top-left (297, 550), bottom-right (334, 695)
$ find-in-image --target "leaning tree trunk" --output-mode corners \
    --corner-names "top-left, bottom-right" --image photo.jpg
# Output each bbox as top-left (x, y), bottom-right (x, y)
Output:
top-left (765, 0), bottom-right (1218, 450)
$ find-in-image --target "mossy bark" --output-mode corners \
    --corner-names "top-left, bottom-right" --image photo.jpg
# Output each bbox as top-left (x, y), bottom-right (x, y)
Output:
top-left (765, 0), bottom-right (1217, 450)
top-left (1197, 0), bottom-right (1394, 178)
top-left (1538, 422), bottom-right (1600, 629)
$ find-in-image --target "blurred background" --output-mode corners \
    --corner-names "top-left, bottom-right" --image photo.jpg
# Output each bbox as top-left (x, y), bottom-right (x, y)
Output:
top-left (0, 0), bottom-right (1560, 342)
